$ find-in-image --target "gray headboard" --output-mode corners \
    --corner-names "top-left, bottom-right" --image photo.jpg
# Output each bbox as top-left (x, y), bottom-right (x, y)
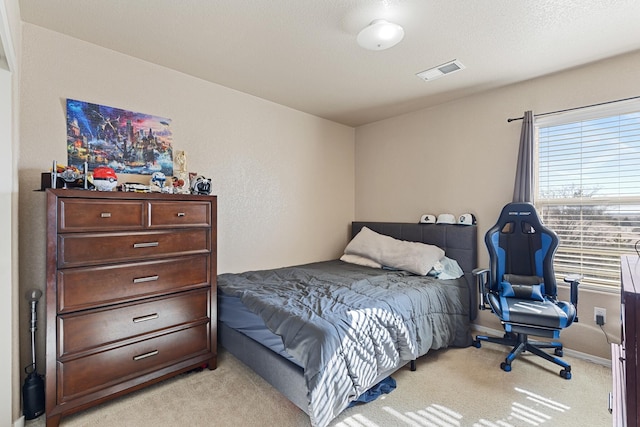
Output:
top-left (352, 222), bottom-right (478, 320)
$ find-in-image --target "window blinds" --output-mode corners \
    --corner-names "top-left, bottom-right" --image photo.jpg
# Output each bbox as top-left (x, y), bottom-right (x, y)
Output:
top-left (535, 103), bottom-right (640, 290)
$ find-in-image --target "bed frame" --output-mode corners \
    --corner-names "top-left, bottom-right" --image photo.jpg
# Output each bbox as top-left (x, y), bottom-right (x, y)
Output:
top-left (218, 221), bottom-right (478, 414)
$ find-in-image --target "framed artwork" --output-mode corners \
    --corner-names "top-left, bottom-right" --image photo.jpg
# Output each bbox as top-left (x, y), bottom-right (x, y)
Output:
top-left (66, 98), bottom-right (173, 175)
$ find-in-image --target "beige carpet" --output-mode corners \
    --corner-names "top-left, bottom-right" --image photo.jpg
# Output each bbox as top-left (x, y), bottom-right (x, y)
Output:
top-left (27, 346), bottom-right (612, 427)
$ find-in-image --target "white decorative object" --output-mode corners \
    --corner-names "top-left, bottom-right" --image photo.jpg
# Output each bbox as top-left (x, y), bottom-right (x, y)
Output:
top-left (91, 166), bottom-right (118, 192)
top-left (149, 171), bottom-right (166, 193)
top-left (173, 150), bottom-right (191, 194)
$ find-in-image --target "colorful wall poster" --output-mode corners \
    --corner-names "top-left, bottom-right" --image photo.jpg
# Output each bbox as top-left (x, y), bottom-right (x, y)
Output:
top-left (66, 98), bottom-right (173, 175)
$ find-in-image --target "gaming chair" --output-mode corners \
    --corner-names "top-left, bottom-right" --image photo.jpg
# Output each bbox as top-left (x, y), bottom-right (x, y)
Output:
top-left (473, 202), bottom-right (579, 379)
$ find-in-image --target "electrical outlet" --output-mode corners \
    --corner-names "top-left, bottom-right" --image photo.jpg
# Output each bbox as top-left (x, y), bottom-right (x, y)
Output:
top-left (594, 307), bottom-right (606, 325)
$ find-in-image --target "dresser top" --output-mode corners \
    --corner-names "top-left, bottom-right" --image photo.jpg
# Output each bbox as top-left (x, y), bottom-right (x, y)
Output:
top-left (46, 188), bottom-right (216, 202)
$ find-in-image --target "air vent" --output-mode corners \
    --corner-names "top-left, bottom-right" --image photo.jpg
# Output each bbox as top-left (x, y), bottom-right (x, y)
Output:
top-left (416, 59), bottom-right (465, 82)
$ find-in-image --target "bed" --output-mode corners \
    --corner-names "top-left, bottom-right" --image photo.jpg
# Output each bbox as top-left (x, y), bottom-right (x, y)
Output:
top-left (217, 221), bottom-right (478, 427)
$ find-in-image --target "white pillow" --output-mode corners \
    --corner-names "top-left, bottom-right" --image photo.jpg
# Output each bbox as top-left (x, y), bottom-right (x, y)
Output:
top-left (340, 254), bottom-right (382, 269)
top-left (344, 227), bottom-right (445, 275)
top-left (428, 256), bottom-right (464, 279)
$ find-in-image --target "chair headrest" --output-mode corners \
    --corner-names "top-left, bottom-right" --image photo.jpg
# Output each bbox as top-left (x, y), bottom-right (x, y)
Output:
top-left (498, 203), bottom-right (543, 229)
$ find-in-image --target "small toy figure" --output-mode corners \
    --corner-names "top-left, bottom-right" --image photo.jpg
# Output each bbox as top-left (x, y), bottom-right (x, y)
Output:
top-left (120, 182), bottom-right (151, 193)
top-left (150, 171), bottom-right (166, 192)
top-left (90, 166), bottom-right (118, 191)
top-left (173, 150), bottom-right (191, 194)
top-left (48, 161), bottom-right (87, 189)
top-left (191, 175), bottom-right (211, 195)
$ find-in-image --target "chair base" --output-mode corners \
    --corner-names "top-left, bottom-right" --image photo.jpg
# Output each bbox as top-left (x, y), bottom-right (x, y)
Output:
top-left (473, 332), bottom-right (572, 379)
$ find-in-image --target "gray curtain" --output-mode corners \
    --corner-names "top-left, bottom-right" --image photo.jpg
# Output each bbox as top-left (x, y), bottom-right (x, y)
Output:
top-left (513, 110), bottom-right (535, 203)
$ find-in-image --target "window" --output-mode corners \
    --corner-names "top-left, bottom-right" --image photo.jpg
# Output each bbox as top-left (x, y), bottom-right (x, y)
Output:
top-left (534, 100), bottom-right (640, 290)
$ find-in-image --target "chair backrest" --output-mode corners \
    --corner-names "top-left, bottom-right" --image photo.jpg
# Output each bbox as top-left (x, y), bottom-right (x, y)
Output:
top-left (486, 203), bottom-right (559, 297)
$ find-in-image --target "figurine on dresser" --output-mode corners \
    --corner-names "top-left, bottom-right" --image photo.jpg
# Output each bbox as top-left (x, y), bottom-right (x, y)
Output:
top-left (172, 150), bottom-right (192, 195)
top-left (191, 175), bottom-right (212, 195)
top-left (150, 171), bottom-right (169, 193)
top-left (90, 166), bottom-right (118, 192)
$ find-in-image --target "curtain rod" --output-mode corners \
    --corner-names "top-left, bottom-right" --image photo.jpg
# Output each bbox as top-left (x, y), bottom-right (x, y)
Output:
top-left (506, 95), bottom-right (640, 122)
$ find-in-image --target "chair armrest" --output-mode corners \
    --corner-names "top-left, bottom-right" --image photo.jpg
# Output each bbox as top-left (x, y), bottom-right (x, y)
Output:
top-left (563, 275), bottom-right (581, 322)
top-left (473, 268), bottom-right (490, 310)
top-left (473, 268), bottom-right (489, 276)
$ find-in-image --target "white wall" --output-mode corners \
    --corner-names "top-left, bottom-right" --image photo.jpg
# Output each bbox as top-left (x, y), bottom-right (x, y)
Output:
top-left (18, 22), bottom-right (356, 272)
top-left (1, 0), bottom-right (20, 424)
top-left (18, 22), bottom-right (354, 401)
top-left (0, 67), bottom-right (16, 427)
top-left (355, 49), bottom-right (640, 359)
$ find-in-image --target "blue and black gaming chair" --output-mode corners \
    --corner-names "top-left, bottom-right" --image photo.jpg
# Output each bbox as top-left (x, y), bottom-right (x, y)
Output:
top-left (473, 202), bottom-right (579, 379)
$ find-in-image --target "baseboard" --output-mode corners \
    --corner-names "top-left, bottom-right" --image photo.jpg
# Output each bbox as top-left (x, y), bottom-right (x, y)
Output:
top-left (470, 324), bottom-right (612, 368)
top-left (13, 415), bottom-right (24, 427)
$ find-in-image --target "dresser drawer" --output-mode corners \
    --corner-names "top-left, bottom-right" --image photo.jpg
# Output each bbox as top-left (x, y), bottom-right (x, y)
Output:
top-left (57, 229), bottom-right (210, 268)
top-left (148, 201), bottom-right (211, 228)
top-left (57, 323), bottom-right (210, 403)
top-left (58, 289), bottom-right (209, 356)
top-left (59, 199), bottom-right (145, 232)
top-left (57, 255), bottom-right (210, 312)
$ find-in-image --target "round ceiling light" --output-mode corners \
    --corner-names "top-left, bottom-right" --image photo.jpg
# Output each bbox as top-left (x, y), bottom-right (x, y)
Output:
top-left (357, 19), bottom-right (405, 51)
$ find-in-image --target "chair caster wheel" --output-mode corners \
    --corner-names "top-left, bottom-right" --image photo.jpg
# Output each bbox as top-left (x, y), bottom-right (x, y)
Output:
top-left (500, 362), bottom-right (511, 372)
top-left (472, 340), bottom-right (481, 348)
top-left (560, 369), bottom-right (571, 379)
top-left (554, 348), bottom-right (564, 357)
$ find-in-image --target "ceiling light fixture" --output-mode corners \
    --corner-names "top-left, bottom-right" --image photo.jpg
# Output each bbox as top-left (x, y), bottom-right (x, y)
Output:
top-left (357, 19), bottom-right (405, 51)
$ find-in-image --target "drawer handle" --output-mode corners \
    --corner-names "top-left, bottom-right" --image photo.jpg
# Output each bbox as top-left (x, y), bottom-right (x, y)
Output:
top-left (177, 212), bottom-right (186, 217)
top-left (100, 212), bottom-right (112, 218)
top-left (133, 242), bottom-right (159, 248)
top-left (133, 313), bottom-right (159, 323)
top-left (133, 350), bottom-right (159, 361)
top-left (133, 275), bottom-right (159, 284)
top-left (608, 392), bottom-right (613, 414)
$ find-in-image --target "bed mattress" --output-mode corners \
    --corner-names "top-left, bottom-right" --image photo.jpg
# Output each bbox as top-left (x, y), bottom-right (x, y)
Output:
top-left (218, 292), bottom-right (301, 366)
top-left (218, 259), bottom-right (471, 427)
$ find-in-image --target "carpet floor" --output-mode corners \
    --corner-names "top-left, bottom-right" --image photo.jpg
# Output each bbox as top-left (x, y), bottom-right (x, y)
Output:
top-left (27, 345), bottom-right (613, 427)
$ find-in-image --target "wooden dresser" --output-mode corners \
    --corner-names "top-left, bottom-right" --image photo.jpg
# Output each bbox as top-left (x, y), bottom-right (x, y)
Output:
top-left (44, 189), bottom-right (217, 426)
top-left (611, 255), bottom-right (640, 427)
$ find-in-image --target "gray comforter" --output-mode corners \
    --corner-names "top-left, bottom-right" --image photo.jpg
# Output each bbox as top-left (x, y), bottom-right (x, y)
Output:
top-left (217, 260), bottom-right (471, 427)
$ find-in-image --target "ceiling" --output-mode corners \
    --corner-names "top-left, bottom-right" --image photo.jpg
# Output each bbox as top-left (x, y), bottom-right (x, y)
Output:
top-left (18, 0), bottom-right (640, 127)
